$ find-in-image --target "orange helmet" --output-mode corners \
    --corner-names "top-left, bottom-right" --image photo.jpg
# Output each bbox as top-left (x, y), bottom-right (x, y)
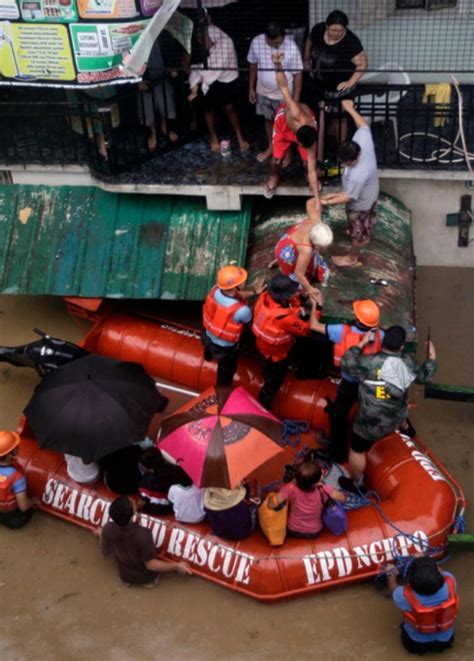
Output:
top-left (352, 300), bottom-right (380, 327)
top-left (0, 431), bottom-right (20, 457)
top-left (216, 265), bottom-right (248, 290)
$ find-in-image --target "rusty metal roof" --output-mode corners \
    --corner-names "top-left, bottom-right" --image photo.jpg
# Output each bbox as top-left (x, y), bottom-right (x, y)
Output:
top-left (245, 192), bottom-right (417, 345)
top-left (0, 185), bottom-right (251, 300)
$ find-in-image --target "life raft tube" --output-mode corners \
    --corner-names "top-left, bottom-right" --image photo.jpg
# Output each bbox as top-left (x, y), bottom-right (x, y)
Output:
top-left (17, 423), bottom-right (464, 603)
top-left (79, 312), bottom-right (335, 434)
top-left (16, 311), bottom-right (465, 602)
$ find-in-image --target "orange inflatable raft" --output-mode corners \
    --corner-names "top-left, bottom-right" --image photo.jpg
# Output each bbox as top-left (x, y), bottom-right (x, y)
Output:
top-left (16, 310), bottom-right (465, 602)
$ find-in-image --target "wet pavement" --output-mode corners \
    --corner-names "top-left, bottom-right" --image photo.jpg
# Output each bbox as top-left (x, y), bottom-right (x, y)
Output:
top-left (0, 267), bottom-right (473, 660)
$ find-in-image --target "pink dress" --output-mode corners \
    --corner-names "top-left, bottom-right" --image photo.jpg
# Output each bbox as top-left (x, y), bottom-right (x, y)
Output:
top-left (278, 482), bottom-right (333, 535)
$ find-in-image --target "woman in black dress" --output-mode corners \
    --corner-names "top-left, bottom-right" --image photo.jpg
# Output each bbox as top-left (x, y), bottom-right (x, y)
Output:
top-left (304, 10), bottom-right (367, 142)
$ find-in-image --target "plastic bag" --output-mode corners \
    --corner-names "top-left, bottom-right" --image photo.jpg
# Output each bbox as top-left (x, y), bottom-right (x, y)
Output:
top-left (319, 487), bottom-right (348, 536)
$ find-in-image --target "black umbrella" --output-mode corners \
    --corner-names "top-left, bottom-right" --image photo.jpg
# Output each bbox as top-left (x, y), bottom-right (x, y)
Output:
top-left (24, 354), bottom-right (161, 461)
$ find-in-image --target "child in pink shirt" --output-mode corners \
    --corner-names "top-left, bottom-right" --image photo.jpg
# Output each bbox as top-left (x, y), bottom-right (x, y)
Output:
top-left (270, 462), bottom-right (346, 538)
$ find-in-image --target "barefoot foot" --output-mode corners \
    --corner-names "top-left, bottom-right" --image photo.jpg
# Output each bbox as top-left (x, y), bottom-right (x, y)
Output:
top-left (264, 175), bottom-right (279, 199)
top-left (257, 148), bottom-right (272, 162)
top-left (331, 255), bottom-right (361, 267)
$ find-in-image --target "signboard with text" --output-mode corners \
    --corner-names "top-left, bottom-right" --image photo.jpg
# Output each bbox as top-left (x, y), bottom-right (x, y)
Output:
top-left (0, 0), bottom-right (180, 86)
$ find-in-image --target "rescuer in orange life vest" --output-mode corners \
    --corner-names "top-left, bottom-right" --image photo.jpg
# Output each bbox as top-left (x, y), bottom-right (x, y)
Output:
top-left (386, 556), bottom-right (459, 655)
top-left (252, 273), bottom-right (321, 409)
top-left (202, 266), bottom-right (263, 386)
top-left (0, 430), bottom-right (37, 529)
top-left (310, 299), bottom-right (383, 463)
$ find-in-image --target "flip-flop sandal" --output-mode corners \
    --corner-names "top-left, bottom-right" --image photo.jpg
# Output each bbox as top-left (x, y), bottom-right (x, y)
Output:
top-left (263, 183), bottom-right (277, 199)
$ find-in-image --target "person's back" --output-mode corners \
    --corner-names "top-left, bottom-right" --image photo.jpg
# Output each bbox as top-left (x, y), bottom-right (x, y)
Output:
top-left (341, 326), bottom-right (437, 442)
top-left (100, 495), bottom-right (191, 587)
top-left (204, 486), bottom-right (254, 541)
top-left (389, 557), bottom-right (458, 654)
top-left (275, 463), bottom-right (345, 537)
top-left (168, 483), bottom-right (205, 523)
top-left (341, 125), bottom-right (379, 212)
top-left (102, 518), bottom-right (159, 586)
top-left (65, 454), bottom-right (100, 485)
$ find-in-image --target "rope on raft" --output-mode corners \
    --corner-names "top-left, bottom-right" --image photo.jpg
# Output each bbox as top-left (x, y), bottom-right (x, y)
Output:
top-left (346, 484), bottom-right (466, 588)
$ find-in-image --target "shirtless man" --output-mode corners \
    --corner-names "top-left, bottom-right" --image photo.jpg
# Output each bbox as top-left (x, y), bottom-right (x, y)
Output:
top-left (264, 52), bottom-right (321, 210)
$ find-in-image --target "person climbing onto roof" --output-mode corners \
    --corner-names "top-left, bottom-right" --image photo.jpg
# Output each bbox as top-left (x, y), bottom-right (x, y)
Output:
top-left (386, 556), bottom-right (458, 655)
top-left (202, 265), bottom-right (264, 387)
top-left (338, 326), bottom-right (437, 493)
top-left (274, 198), bottom-right (333, 301)
top-left (264, 51), bottom-right (320, 206)
top-left (252, 274), bottom-right (321, 410)
top-left (98, 495), bottom-right (191, 588)
top-left (269, 462), bottom-right (346, 538)
top-left (320, 99), bottom-right (379, 267)
top-left (0, 430), bottom-right (37, 529)
top-left (311, 299), bottom-right (383, 463)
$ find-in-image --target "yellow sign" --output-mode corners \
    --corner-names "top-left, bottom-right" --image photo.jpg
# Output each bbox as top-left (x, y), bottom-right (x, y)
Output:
top-left (0, 20), bottom-right (75, 80)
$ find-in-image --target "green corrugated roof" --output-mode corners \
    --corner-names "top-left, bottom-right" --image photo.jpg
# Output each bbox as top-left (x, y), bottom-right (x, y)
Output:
top-left (0, 185), bottom-right (251, 300)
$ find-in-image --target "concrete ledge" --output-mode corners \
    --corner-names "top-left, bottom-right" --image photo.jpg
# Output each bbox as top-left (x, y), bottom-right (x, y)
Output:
top-left (1, 163), bottom-right (472, 210)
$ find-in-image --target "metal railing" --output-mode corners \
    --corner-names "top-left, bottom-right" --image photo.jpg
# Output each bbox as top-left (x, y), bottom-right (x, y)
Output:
top-left (0, 81), bottom-right (473, 176)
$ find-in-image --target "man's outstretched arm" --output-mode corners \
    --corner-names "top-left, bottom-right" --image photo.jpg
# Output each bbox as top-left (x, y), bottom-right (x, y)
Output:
top-left (273, 52), bottom-right (300, 119)
top-left (341, 99), bottom-right (368, 129)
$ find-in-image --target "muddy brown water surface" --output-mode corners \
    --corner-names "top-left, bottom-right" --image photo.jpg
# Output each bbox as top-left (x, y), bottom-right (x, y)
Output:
top-left (0, 266), bottom-right (473, 660)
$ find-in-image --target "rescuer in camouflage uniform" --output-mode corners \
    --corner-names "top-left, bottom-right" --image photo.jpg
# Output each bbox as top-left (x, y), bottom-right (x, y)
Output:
top-left (338, 325), bottom-right (437, 492)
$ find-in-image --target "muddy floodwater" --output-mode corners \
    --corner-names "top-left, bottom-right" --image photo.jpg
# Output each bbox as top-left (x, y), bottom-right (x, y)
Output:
top-left (1, 266), bottom-right (473, 660)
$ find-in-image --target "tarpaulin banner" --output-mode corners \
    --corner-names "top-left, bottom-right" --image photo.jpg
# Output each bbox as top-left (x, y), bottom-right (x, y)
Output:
top-left (0, 0), bottom-right (185, 86)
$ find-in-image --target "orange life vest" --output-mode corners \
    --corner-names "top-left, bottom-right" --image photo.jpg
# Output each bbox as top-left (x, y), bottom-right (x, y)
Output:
top-left (333, 324), bottom-right (382, 367)
top-left (0, 469), bottom-right (23, 513)
top-left (252, 294), bottom-right (296, 348)
top-left (202, 287), bottom-right (246, 344)
top-left (403, 575), bottom-right (459, 634)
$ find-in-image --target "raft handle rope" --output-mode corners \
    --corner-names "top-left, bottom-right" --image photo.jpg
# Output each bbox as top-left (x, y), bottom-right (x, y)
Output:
top-left (281, 419), bottom-right (310, 447)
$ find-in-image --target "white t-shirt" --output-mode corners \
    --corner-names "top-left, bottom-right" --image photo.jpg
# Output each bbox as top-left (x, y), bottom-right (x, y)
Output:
top-left (168, 484), bottom-right (206, 523)
top-left (342, 125), bottom-right (379, 211)
top-left (65, 455), bottom-right (101, 484)
top-left (247, 34), bottom-right (303, 100)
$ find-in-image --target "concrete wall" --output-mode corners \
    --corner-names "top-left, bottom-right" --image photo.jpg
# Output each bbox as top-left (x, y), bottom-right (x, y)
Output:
top-left (10, 169), bottom-right (94, 187)
top-left (381, 178), bottom-right (474, 267)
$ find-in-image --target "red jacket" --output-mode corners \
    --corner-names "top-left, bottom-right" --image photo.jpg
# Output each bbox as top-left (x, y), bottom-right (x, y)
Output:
top-left (403, 575), bottom-right (459, 634)
top-left (203, 287), bottom-right (246, 344)
top-left (252, 292), bottom-right (310, 362)
top-left (333, 324), bottom-right (382, 367)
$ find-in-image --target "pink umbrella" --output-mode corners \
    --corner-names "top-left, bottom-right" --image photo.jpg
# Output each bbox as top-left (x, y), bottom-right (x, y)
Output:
top-left (159, 386), bottom-right (284, 489)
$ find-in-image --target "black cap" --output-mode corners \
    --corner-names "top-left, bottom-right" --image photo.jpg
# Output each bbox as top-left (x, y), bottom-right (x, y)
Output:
top-left (268, 274), bottom-right (299, 302)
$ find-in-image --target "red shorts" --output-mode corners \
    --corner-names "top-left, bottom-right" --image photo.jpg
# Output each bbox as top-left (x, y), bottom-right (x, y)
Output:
top-left (272, 105), bottom-right (317, 162)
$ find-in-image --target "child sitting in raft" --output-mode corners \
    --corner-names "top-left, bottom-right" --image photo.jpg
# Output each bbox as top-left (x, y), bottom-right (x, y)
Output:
top-left (137, 448), bottom-right (192, 516)
top-left (204, 485), bottom-right (260, 541)
top-left (168, 482), bottom-right (206, 524)
top-left (269, 462), bottom-right (346, 538)
top-left (386, 556), bottom-right (459, 655)
top-left (64, 455), bottom-right (101, 485)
